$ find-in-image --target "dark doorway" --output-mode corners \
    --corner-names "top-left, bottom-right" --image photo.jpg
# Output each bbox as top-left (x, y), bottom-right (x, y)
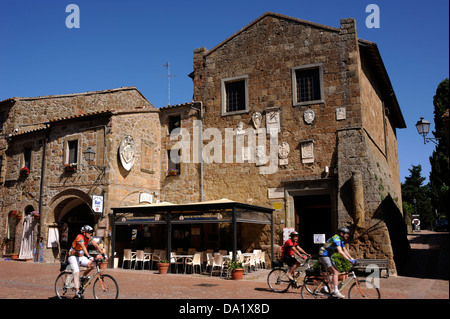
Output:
top-left (294, 194), bottom-right (332, 254)
top-left (60, 203), bottom-right (95, 249)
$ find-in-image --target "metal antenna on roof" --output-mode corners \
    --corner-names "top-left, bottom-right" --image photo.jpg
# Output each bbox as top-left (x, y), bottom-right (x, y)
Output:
top-left (161, 62), bottom-right (176, 106)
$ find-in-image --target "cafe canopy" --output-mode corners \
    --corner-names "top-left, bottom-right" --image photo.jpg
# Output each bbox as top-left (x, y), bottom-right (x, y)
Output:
top-left (111, 198), bottom-right (274, 267)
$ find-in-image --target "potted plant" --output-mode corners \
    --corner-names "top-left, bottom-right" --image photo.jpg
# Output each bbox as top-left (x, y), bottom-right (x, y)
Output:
top-left (332, 253), bottom-right (352, 280)
top-left (20, 166), bottom-right (30, 176)
top-left (9, 210), bottom-right (23, 222)
top-left (64, 163), bottom-right (77, 172)
top-left (30, 211), bottom-right (40, 220)
top-left (10, 253), bottom-right (19, 260)
top-left (167, 169), bottom-right (178, 176)
top-left (157, 260), bottom-right (170, 274)
top-left (228, 260), bottom-right (245, 280)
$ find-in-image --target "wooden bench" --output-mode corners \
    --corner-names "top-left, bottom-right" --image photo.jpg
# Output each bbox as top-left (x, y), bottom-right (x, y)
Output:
top-left (353, 259), bottom-right (390, 278)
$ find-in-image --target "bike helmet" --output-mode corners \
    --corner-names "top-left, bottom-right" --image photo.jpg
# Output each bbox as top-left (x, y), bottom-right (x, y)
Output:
top-left (290, 231), bottom-right (299, 237)
top-left (338, 227), bottom-right (350, 234)
top-left (81, 225), bottom-right (94, 233)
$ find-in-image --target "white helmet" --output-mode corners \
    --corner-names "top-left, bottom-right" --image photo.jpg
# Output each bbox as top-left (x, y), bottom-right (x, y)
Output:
top-left (81, 225), bottom-right (93, 233)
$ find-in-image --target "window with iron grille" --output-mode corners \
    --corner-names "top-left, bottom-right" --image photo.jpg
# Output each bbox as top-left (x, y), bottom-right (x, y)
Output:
top-left (221, 75), bottom-right (249, 115)
top-left (292, 64), bottom-right (324, 106)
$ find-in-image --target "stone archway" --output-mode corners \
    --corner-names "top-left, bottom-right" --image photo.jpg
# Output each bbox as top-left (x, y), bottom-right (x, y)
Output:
top-left (48, 189), bottom-right (96, 251)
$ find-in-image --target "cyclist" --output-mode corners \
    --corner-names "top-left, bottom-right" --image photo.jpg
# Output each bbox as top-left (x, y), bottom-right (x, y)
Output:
top-left (318, 227), bottom-right (356, 299)
top-left (282, 231), bottom-right (310, 280)
top-left (67, 225), bottom-right (106, 299)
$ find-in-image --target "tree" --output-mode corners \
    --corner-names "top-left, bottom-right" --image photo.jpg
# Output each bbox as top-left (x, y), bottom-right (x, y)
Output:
top-left (401, 165), bottom-right (433, 229)
top-left (429, 78), bottom-right (449, 218)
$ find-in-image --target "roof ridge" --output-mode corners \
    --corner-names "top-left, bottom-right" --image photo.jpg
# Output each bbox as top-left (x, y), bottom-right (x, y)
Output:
top-left (204, 12), bottom-right (341, 57)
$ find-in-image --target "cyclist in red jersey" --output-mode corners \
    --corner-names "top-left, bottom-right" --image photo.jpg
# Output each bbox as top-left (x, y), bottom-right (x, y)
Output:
top-left (282, 231), bottom-right (310, 280)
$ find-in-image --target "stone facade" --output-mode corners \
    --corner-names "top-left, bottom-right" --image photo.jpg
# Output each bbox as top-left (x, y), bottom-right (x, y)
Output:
top-left (1, 13), bottom-right (408, 274)
top-left (0, 87), bottom-right (160, 262)
top-left (184, 13), bottom-right (407, 273)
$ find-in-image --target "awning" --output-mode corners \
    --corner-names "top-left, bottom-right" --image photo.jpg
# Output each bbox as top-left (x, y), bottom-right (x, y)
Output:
top-left (110, 199), bottom-right (275, 267)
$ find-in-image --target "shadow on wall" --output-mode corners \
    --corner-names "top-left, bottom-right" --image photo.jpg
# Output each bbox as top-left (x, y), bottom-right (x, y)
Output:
top-left (374, 194), bottom-right (411, 272)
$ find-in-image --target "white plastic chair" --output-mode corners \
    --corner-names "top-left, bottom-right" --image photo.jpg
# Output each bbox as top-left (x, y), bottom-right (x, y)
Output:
top-left (150, 249), bottom-right (161, 269)
top-left (170, 252), bottom-right (184, 274)
top-left (185, 252), bottom-right (202, 274)
top-left (122, 249), bottom-right (136, 269)
top-left (211, 253), bottom-right (225, 277)
top-left (134, 250), bottom-right (145, 270)
top-left (253, 250), bottom-right (262, 270)
top-left (260, 251), bottom-right (266, 269)
top-left (204, 253), bottom-right (214, 273)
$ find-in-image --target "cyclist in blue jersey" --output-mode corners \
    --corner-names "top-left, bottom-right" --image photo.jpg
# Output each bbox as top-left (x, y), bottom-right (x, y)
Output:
top-left (318, 227), bottom-right (356, 298)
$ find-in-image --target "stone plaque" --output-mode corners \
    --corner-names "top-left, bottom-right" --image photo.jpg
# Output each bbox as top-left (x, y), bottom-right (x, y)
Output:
top-left (252, 112), bottom-right (262, 129)
top-left (301, 140), bottom-right (314, 164)
top-left (304, 109), bottom-right (315, 124)
top-left (119, 135), bottom-right (136, 171)
top-left (336, 107), bottom-right (346, 120)
top-left (278, 142), bottom-right (290, 166)
top-left (268, 187), bottom-right (285, 199)
top-left (266, 108), bottom-right (280, 133)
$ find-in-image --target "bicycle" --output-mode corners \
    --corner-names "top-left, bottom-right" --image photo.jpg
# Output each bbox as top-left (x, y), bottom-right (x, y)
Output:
top-left (301, 263), bottom-right (381, 299)
top-left (267, 255), bottom-right (311, 293)
top-left (55, 257), bottom-right (119, 299)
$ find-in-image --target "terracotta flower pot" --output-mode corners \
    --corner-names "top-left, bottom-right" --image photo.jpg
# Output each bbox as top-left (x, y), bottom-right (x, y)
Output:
top-left (100, 262), bottom-right (108, 269)
top-left (231, 269), bottom-right (244, 280)
top-left (11, 254), bottom-right (19, 260)
top-left (157, 263), bottom-right (169, 274)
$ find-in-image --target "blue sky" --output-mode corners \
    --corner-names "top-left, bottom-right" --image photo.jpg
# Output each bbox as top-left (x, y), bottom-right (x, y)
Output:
top-left (1, 0), bottom-right (448, 184)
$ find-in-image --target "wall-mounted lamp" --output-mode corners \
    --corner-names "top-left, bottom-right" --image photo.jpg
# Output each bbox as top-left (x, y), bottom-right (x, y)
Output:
top-left (415, 117), bottom-right (440, 145)
top-left (83, 146), bottom-right (105, 173)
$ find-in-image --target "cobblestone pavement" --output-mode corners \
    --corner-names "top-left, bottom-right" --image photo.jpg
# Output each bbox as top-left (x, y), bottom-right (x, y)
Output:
top-left (1, 231), bottom-right (447, 304)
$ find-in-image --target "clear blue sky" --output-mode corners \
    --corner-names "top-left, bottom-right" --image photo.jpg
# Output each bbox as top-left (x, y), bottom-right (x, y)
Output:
top-left (1, 0), bottom-right (448, 185)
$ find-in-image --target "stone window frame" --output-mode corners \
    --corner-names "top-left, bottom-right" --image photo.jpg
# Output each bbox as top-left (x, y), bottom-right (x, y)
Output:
top-left (63, 134), bottom-right (82, 166)
top-left (291, 63), bottom-right (325, 107)
top-left (221, 75), bottom-right (249, 116)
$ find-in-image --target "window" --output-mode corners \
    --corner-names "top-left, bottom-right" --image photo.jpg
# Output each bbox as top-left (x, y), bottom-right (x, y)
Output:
top-left (168, 115), bottom-right (181, 133)
top-left (24, 148), bottom-right (32, 169)
top-left (0, 155), bottom-right (3, 183)
top-left (0, 112), bottom-right (4, 131)
top-left (292, 64), bottom-right (324, 106)
top-left (67, 140), bottom-right (78, 164)
top-left (168, 149), bottom-right (180, 175)
top-left (221, 75), bottom-right (249, 115)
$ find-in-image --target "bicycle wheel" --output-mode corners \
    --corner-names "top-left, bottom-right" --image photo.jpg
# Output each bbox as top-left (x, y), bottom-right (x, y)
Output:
top-left (93, 274), bottom-right (119, 299)
top-left (348, 280), bottom-right (380, 299)
top-left (55, 272), bottom-right (77, 299)
top-left (301, 276), bottom-right (330, 299)
top-left (267, 268), bottom-right (291, 293)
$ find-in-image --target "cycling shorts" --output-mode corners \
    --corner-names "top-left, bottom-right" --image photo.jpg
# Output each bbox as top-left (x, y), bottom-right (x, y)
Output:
top-left (318, 256), bottom-right (336, 270)
top-left (283, 255), bottom-right (298, 267)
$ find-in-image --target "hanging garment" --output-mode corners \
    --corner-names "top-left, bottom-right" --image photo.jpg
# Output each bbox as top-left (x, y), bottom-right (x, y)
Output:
top-left (19, 214), bottom-right (34, 259)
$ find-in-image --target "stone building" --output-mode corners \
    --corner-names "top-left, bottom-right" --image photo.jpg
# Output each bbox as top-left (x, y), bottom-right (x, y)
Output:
top-left (0, 87), bottom-right (161, 262)
top-left (1, 13), bottom-right (409, 274)
top-left (173, 12), bottom-right (408, 272)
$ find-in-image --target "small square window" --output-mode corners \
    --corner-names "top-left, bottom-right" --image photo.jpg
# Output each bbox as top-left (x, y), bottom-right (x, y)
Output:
top-left (221, 75), bottom-right (249, 116)
top-left (292, 64), bottom-right (324, 106)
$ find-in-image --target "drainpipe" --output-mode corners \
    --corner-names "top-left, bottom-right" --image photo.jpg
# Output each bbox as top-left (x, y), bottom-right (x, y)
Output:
top-left (36, 124), bottom-right (49, 262)
top-left (191, 101), bottom-right (203, 202)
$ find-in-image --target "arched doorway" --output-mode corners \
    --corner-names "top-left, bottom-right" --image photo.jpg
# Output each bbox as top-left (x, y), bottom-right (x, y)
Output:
top-left (58, 202), bottom-right (95, 250)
